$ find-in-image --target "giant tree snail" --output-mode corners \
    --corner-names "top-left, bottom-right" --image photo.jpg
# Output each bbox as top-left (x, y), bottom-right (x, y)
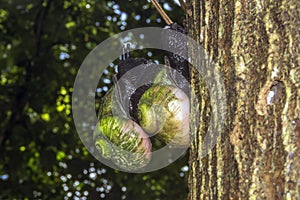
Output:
top-left (138, 83), bottom-right (190, 147)
top-left (94, 88), bottom-right (152, 170)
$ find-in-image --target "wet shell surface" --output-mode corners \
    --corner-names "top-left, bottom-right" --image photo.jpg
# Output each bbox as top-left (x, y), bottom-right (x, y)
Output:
top-left (138, 84), bottom-right (190, 147)
top-left (94, 89), bottom-right (152, 170)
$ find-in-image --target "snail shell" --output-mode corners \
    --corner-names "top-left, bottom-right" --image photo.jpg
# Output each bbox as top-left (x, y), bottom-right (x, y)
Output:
top-left (138, 84), bottom-right (190, 148)
top-left (94, 89), bottom-right (152, 170)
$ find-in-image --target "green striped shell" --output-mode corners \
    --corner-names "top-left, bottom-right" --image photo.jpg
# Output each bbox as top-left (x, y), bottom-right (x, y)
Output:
top-left (138, 84), bottom-right (190, 148)
top-left (94, 89), bottom-right (151, 170)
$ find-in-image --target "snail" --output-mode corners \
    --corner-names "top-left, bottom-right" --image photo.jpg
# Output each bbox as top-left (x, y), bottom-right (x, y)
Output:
top-left (94, 88), bottom-right (152, 170)
top-left (138, 68), bottom-right (190, 148)
top-left (94, 0), bottom-right (190, 170)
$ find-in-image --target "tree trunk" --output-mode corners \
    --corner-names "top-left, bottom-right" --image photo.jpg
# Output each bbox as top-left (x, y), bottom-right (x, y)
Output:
top-left (187, 0), bottom-right (300, 199)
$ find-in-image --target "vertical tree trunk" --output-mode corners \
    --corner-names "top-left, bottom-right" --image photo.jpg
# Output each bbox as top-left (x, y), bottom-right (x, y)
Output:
top-left (187, 0), bottom-right (300, 199)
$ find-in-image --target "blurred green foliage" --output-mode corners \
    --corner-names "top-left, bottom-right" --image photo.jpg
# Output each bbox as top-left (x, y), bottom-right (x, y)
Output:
top-left (0, 0), bottom-right (188, 199)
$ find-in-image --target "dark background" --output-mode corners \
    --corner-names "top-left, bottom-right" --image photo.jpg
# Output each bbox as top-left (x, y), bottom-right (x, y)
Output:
top-left (0, 0), bottom-right (188, 199)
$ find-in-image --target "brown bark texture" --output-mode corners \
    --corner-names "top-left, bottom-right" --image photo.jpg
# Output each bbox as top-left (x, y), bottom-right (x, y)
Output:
top-left (187, 0), bottom-right (300, 199)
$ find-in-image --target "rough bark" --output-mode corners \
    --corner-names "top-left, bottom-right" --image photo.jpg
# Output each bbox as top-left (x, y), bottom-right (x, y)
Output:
top-left (187, 0), bottom-right (300, 199)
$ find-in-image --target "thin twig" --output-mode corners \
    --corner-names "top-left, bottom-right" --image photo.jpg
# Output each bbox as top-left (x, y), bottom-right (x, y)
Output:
top-left (178, 0), bottom-right (187, 12)
top-left (150, 0), bottom-right (173, 25)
